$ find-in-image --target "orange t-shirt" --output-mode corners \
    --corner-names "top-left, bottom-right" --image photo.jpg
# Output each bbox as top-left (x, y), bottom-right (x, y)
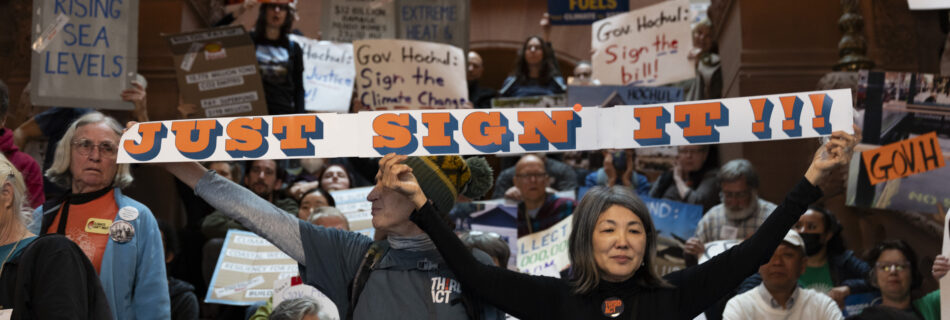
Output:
top-left (47, 190), bottom-right (119, 274)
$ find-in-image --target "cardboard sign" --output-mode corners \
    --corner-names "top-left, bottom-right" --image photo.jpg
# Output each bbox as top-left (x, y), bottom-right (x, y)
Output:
top-left (861, 132), bottom-right (945, 185)
top-left (567, 85), bottom-right (684, 107)
top-left (166, 26), bottom-right (268, 118)
top-left (30, 0), bottom-right (139, 110)
top-left (271, 277), bottom-right (340, 320)
top-left (320, 0), bottom-right (397, 42)
top-left (591, 0), bottom-right (694, 86)
top-left (642, 196), bottom-right (703, 276)
top-left (118, 89), bottom-right (853, 163)
top-left (490, 94), bottom-right (566, 109)
top-left (290, 35), bottom-right (355, 113)
top-left (396, 0), bottom-right (471, 52)
top-left (517, 214), bottom-right (572, 277)
top-left (547, 0), bottom-right (629, 25)
top-left (353, 39), bottom-right (467, 110)
top-left (206, 230), bottom-right (299, 305)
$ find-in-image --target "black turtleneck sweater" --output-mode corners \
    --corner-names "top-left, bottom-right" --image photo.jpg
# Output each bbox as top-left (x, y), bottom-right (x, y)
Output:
top-left (410, 178), bottom-right (822, 320)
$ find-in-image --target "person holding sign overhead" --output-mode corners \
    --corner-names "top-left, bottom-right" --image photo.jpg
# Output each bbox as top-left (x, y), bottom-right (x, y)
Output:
top-left (27, 112), bottom-right (169, 319)
top-left (401, 129), bottom-right (859, 319)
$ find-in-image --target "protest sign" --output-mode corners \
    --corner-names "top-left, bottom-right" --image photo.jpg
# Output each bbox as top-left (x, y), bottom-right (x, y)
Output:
top-left (861, 132), bottom-right (945, 185)
top-left (320, 0), bottom-right (396, 43)
top-left (641, 196), bottom-right (703, 276)
top-left (491, 94), bottom-right (566, 108)
top-left (329, 186), bottom-right (375, 238)
top-left (166, 26), bottom-right (268, 118)
top-left (353, 39), bottom-right (467, 110)
top-left (290, 35), bottom-right (355, 113)
top-left (517, 214), bottom-right (572, 277)
top-left (272, 277), bottom-right (340, 320)
top-left (547, 0), bottom-right (629, 25)
top-left (30, 0), bottom-right (139, 110)
top-left (206, 230), bottom-right (298, 305)
top-left (452, 202), bottom-right (519, 268)
top-left (591, 0), bottom-right (694, 86)
top-left (118, 89), bottom-right (853, 163)
top-left (396, 0), bottom-right (470, 52)
top-left (567, 85), bottom-right (684, 107)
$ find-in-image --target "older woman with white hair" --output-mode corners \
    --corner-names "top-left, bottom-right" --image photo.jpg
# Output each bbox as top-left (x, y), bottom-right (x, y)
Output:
top-left (28, 112), bottom-right (169, 319)
top-left (0, 154), bottom-right (112, 318)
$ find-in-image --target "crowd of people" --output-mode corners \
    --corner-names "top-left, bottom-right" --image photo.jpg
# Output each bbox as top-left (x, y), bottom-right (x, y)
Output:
top-left (0, 2), bottom-right (946, 320)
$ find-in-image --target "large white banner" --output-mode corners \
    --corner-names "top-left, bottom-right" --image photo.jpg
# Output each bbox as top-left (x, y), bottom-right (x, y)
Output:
top-left (353, 39), bottom-right (468, 110)
top-left (118, 89), bottom-right (853, 163)
top-left (290, 35), bottom-right (355, 113)
top-left (591, 0), bottom-right (694, 86)
top-left (31, 0), bottom-right (139, 109)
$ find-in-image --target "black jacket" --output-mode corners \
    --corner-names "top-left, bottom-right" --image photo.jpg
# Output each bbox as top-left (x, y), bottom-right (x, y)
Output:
top-left (736, 249), bottom-right (873, 294)
top-left (168, 276), bottom-right (199, 320)
top-left (0, 234), bottom-right (112, 320)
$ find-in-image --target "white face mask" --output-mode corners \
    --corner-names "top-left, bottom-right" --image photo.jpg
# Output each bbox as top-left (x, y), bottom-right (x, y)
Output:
top-left (300, 158), bottom-right (325, 174)
top-left (723, 193), bottom-right (759, 221)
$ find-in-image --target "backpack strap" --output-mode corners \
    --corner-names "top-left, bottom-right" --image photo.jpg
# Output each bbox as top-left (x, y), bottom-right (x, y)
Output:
top-left (346, 240), bottom-right (389, 320)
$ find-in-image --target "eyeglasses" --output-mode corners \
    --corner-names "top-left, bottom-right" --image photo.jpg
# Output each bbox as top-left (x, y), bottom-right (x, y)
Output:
top-left (72, 139), bottom-right (118, 157)
top-left (875, 262), bottom-right (911, 273)
top-left (515, 173), bottom-right (547, 181)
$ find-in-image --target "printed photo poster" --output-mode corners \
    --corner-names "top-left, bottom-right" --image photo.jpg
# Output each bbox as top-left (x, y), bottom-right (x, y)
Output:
top-left (165, 26), bottom-right (268, 118)
top-left (353, 39), bottom-right (467, 110)
top-left (30, 0), bottom-right (139, 110)
top-left (591, 0), bottom-right (694, 86)
top-left (290, 35), bottom-right (355, 113)
top-left (547, 0), bottom-right (629, 25)
top-left (320, 0), bottom-right (397, 43)
top-left (395, 0), bottom-right (471, 52)
top-left (641, 196), bottom-right (703, 276)
top-left (206, 230), bottom-right (299, 305)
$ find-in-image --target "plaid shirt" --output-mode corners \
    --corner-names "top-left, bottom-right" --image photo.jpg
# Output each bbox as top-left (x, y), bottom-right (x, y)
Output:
top-left (694, 198), bottom-right (777, 243)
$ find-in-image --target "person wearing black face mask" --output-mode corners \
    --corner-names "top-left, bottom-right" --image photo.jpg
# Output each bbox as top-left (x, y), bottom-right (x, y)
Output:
top-left (736, 206), bottom-right (872, 309)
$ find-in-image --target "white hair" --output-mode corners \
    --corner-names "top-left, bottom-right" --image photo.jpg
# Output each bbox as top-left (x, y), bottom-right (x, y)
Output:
top-left (45, 112), bottom-right (133, 189)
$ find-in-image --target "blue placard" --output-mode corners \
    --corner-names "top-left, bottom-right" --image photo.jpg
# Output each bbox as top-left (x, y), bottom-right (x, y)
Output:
top-left (547, 0), bottom-right (630, 25)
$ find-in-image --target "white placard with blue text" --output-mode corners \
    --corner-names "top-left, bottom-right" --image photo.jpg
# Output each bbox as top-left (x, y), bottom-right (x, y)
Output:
top-left (290, 35), bottom-right (355, 113)
top-left (31, 0), bottom-right (138, 110)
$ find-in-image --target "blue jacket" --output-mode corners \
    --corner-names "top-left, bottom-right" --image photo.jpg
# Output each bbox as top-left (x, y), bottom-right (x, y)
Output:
top-left (29, 188), bottom-right (171, 320)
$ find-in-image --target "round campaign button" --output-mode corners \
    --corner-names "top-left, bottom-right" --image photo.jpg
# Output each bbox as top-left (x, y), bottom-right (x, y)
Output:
top-left (118, 206), bottom-right (139, 221)
top-left (601, 297), bottom-right (624, 318)
top-left (109, 220), bottom-right (135, 243)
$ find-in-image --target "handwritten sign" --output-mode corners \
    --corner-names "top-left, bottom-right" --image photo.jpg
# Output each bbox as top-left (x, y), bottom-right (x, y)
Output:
top-left (547, 0), bottom-right (629, 25)
top-left (166, 26), bottom-right (268, 117)
top-left (861, 132), bottom-right (946, 185)
top-left (290, 35), bottom-right (355, 113)
top-left (591, 0), bottom-right (694, 86)
top-left (396, 0), bottom-right (470, 52)
top-left (353, 39), bottom-right (467, 110)
top-left (320, 0), bottom-right (396, 42)
top-left (271, 277), bottom-right (340, 320)
top-left (30, 0), bottom-right (139, 110)
top-left (206, 230), bottom-right (299, 305)
top-left (117, 89), bottom-right (854, 163)
top-left (517, 214), bottom-right (572, 277)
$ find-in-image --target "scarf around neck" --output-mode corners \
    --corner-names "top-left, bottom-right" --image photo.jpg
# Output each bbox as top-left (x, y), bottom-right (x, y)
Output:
top-left (387, 233), bottom-right (436, 252)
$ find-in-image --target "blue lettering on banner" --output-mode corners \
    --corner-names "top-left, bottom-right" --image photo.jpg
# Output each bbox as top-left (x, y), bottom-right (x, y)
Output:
top-left (44, 0), bottom-right (127, 79)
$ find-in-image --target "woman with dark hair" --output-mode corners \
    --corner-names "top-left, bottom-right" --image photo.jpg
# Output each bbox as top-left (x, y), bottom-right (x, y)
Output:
top-left (498, 35), bottom-right (567, 98)
top-left (217, 1), bottom-right (304, 115)
top-left (296, 187), bottom-right (335, 221)
top-left (649, 145), bottom-right (721, 212)
top-left (399, 131), bottom-right (858, 319)
top-left (847, 240), bottom-right (944, 320)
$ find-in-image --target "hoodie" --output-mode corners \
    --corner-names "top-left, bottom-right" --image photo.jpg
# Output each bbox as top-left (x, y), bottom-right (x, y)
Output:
top-left (0, 128), bottom-right (44, 208)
